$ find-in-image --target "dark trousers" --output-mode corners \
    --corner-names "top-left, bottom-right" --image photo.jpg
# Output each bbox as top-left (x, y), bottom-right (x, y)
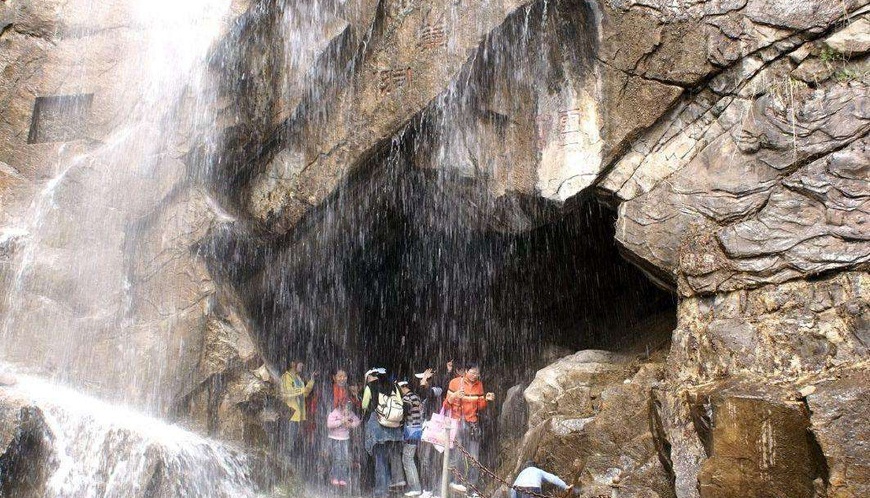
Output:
top-left (373, 443), bottom-right (389, 497)
top-left (517, 486), bottom-right (542, 498)
top-left (419, 440), bottom-right (442, 490)
top-left (449, 421), bottom-right (481, 486)
top-left (389, 440), bottom-right (405, 486)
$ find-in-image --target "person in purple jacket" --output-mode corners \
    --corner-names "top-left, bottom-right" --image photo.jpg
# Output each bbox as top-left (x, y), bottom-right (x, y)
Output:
top-left (326, 399), bottom-right (361, 487)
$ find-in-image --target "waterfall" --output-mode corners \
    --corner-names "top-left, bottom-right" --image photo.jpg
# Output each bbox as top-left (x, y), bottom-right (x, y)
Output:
top-left (0, 0), bottom-right (235, 410)
top-left (2, 366), bottom-right (258, 497)
top-left (0, 1), bottom-right (262, 496)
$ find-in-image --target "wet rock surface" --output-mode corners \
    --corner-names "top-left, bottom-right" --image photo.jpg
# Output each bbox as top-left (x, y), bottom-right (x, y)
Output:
top-left (0, 0), bottom-right (264, 426)
top-left (1, 377), bottom-right (263, 498)
top-left (0, 1), bottom-right (867, 497)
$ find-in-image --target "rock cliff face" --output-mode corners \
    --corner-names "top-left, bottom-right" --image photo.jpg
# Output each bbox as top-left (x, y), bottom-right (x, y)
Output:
top-left (0, 0), bottom-right (262, 436)
top-left (0, 0), bottom-right (867, 496)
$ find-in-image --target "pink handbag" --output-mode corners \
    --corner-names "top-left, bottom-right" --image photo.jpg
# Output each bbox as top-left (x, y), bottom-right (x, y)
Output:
top-left (421, 408), bottom-right (458, 451)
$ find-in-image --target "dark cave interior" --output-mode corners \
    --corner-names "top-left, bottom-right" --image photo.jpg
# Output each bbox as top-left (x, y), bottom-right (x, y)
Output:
top-left (211, 152), bottom-right (675, 388)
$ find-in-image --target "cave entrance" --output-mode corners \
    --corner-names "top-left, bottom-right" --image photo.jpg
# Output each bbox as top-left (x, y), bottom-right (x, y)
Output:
top-left (238, 151), bottom-right (676, 387)
top-left (212, 0), bottom-right (672, 384)
top-left (226, 149), bottom-right (677, 481)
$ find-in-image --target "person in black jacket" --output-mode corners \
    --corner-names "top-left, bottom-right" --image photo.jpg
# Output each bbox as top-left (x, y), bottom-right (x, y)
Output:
top-left (362, 368), bottom-right (406, 497)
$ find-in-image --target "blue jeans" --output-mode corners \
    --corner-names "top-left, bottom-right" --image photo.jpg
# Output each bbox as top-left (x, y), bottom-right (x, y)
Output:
top-left (285, 421), bottom-right (300, 455)
top-left (402, 442), bottom-right (421, 493)
top-left (329, 438), bottom-right (350, 482)
top-left (373, 443), bottom-right (390, 497)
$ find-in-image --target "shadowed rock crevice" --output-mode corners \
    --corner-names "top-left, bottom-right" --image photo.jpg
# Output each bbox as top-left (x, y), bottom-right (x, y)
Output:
top-left (0, 406), bottom-right (53, 497)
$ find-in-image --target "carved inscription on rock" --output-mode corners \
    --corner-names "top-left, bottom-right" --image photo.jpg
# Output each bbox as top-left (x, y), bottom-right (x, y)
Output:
top-left (558, 109), bottom-right (584, 147)
top-left (418, 11), bottom-right (447, 50)
top-left (377, 68), bottom-right (414, 94)
top-left (535, 108), bottom-right (590, 149)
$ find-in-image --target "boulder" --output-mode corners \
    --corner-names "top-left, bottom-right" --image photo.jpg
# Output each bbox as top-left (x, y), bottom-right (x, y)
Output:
top-left (0, 390), bottom-right (53, 497)
top-left (824, 16), bottom-right (870, 56)
top-left (524, 350), bottom-right (635, 429)
top-left (804, 369), bottom-right (870, 498)
top-left (517, 352), bottom-right (674, 498)
top-left (693, 384), bottom-right (825, 498)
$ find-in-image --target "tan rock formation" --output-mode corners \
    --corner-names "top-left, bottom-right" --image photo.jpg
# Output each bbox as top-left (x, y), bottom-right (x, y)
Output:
top-left (516, 350), bottom-right (674, 498)
top-left (0, 0), bottom-right (867, 495)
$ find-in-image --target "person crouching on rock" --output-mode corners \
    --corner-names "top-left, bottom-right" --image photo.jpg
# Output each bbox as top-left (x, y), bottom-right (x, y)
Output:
top-left (510, 461), bottom-right (573, 498)
top-left (327, 399), bottom-right (361, 488)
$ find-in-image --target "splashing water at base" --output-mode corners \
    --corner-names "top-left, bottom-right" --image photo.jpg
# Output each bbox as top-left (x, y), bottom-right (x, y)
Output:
top-left (2, 366), bottom-right (260, 498)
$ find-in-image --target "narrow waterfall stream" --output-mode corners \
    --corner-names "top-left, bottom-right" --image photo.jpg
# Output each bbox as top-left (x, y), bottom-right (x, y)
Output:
top-left (0, 0), bottom-right (266, 496)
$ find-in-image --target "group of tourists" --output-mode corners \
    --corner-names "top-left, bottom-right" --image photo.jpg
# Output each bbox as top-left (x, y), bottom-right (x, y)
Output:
top-left (274, 359), bottom-right (495, 497)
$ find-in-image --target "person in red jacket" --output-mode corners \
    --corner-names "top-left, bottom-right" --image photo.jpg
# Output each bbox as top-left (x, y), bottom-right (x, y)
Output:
top-left (443, 365), bottom-right (495, 496)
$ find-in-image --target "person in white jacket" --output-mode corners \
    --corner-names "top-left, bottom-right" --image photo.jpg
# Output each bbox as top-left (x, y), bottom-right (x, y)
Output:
top-left (510, 461), bottom-right (572, 498)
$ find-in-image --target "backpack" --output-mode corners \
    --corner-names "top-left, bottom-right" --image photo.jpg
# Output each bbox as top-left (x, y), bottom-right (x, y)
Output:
top-left (376, 387), bottom-right (404, 428)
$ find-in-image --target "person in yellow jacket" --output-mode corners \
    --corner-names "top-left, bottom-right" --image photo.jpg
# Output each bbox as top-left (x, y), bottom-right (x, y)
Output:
top-left (280, 360), bottom-right (316, 457)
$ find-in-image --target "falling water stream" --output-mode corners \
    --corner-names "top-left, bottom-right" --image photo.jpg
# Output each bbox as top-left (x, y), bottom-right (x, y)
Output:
top-left (0, 0), bottom-right (264, 495)
top-left (2, 364), bottom-right (258, 498)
